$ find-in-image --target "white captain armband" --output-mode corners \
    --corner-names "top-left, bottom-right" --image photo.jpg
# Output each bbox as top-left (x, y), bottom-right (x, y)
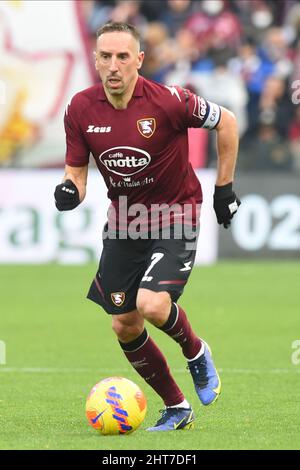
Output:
top-left (202, 101), bottom-right (221, 130)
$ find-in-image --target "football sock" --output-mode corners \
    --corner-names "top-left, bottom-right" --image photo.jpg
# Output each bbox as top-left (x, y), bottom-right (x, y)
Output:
top-left (167, 398), bottom-right (191, 409)
top-left (160, 303), bottom-right (202, 360)
top-left (119, 328), bottom-right (185, 407)
top-left (187, 341), bottom-right (205, 361)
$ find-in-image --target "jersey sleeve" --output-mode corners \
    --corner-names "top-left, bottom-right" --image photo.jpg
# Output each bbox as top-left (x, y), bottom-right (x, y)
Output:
top-left (165, 85), bottom-right (221, 131)
top-left (64, 96), bottom-right (90, 167)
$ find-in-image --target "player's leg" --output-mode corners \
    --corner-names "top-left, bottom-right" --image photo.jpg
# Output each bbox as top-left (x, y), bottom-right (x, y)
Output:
top-left (138, 290), bottom-right (221, 406)
top-left (113, 309), bottom-right (195, 432)
top-left (111, 309), bottom-right (192, 415)
top-left (132, 290), bottom-right (196, 431)
top-left (87, 234), bottom-right (193, 429)
top-left (137, 235), bottom-right (202, 361)
top-left (137, 288), bottom-right (202, 360)
top-left (137, 233), bottom-right (221, 407)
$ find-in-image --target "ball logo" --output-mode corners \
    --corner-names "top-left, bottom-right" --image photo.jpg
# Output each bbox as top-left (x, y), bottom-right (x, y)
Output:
top-left (99, 146), bottom-right (151, 176)
top-left (105, 386), bottom-right (133, 433)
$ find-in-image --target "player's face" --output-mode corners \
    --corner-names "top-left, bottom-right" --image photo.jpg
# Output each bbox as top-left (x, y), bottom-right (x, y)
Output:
top-left (95, 32), bottom-right (144, 99)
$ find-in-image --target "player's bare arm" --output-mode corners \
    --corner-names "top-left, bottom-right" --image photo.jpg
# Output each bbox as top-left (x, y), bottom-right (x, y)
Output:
top-left (54, 164), bottom-right (88, 211)
top-left (215, 106), bottom-right (239, 186)
top-left (213, 106), bottom-right (241, 228)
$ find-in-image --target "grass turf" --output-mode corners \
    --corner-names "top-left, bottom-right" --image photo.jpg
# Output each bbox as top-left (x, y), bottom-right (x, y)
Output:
top-left (0, 262), bottom-right (299, 450)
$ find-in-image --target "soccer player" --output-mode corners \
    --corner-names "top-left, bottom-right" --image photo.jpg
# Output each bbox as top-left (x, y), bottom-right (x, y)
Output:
top-left (54, 22), bottom-right (240, 431)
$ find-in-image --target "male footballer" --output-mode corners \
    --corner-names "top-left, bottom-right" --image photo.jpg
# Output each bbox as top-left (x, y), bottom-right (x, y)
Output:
top-left (54, 22), bottom-right (240, 431)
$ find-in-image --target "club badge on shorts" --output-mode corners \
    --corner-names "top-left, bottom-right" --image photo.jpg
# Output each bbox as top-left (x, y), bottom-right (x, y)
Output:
top-left (111, 292), bottom-right (126, 306)
top-left (137, 118), bottom-right (156, 138)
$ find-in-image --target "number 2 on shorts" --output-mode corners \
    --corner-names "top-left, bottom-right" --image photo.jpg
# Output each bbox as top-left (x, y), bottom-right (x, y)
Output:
top-left (142, 252), bottom-right (164, 282)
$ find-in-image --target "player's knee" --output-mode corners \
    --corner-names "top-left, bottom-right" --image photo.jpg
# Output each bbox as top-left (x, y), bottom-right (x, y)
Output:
top-left (111, 313), bottom-right (144, 343)
top-left (137, 290), bottom-right (171, 326)
top-left (111, 321), bottom-right (143, 342)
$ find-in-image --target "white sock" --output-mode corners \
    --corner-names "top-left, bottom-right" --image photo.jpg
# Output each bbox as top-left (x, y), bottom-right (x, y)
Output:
top-left (167, 399), bottom-right (190, 409)
top-left (187, 340), bottom-right (205, 362)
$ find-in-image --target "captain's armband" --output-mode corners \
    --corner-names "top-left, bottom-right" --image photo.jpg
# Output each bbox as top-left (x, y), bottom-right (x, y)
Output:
top-left (202, 101), bottom-right (221, 130)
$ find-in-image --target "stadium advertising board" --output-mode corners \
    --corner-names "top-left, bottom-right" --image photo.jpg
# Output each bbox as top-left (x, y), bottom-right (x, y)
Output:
top-left (0, 169), bottom-right (218, 265)
top-left (219, 173), bottom-right (300, 258)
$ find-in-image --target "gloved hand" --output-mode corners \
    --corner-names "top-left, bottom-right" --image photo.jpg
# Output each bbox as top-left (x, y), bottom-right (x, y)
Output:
top-left (54, 179), bottom-right (80, 211)
top-left (213, 182), bottom-right (241, 229)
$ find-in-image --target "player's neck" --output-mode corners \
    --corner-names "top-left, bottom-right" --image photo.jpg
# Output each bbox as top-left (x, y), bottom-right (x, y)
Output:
top-left (104, 75), bottom-right (139, 110)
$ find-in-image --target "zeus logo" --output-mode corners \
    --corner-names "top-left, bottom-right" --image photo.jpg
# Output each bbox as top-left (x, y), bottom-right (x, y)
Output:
top-left (180, 261), bottom-right (192, 271)
top-left (86, 125), bottom-right (111, 133)
top-left (165, 86), bottom-right (181, 102)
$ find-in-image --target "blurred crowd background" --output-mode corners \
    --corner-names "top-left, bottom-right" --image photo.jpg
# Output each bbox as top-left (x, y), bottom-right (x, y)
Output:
top-left (83, 0), bottom-right (300, 173)
top-left (1, 0), bottom-right (300, 172)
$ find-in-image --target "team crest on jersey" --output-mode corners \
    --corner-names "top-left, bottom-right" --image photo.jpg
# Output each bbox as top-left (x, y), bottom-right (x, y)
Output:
top-left (111, 292), bottom-right (125, 306)
top-left (137, 118), bottom-right (156, 138)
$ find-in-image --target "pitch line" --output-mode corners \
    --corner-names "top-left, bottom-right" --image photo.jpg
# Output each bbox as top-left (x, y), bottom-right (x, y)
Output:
top-left (0, 367), bottom-right (299, 374)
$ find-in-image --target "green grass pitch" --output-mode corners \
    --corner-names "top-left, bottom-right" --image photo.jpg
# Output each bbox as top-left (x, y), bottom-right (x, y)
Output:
top-left (0, 262), bottom-right (299, 450)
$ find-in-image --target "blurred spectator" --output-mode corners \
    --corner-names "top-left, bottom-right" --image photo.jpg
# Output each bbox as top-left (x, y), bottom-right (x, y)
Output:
top-left (184, 0), bottom-right (243, 57)
top-left (231, 0), bottom-right (275, 42)
top-left (165, 51), bottom-right (248, 136)
top-left (87, 0), bottom-right (148, 36)
top-left (140, 1), bottom-right (167, 22)
top-left (229, 26), bottom-right (294, 137)
top-left (258, 75), bottom-right (293, 138)
top-left (290, 38), bottom-right (300, 86)
top-left (239, 118), bottom-right (293, 172)
top-left (87, 0), bottom-right (115, 35)
top-left (158, 0), bottom-right (197, 37)
top-left (284, 0), bottom-right (300, 44)
top-left (109, 0), bottom-right (148, 32)
top-left (288, 106), bottom-right (300, 171)
top-left (260, 27), bottom-right (293, 79)
top-left (228, 38), bottom-right (273, 134)
top-left (141, 22), bottom-right (175, 81)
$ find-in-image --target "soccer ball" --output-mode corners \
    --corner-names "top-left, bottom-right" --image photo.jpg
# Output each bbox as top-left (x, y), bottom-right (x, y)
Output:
top-left (86, 376), bottom-right (147, 435)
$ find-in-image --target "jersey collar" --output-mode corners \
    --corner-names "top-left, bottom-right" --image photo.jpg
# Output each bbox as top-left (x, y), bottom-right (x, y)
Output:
top-left (97, 76), bottom-right (144, 101)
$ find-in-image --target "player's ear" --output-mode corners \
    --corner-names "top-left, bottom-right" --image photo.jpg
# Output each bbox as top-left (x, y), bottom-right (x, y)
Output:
top-left (137, 51), bottom-right (144, 70)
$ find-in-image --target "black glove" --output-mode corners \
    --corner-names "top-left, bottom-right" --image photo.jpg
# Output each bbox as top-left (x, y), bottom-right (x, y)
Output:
top-left (213, 182), bottom-right (241, 229)
top-left (54, 179), bottom-right (80, 211)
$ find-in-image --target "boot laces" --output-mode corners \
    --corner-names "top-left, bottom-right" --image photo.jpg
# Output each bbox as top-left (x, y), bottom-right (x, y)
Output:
top-left (187, 355), bottom-right (209, 387)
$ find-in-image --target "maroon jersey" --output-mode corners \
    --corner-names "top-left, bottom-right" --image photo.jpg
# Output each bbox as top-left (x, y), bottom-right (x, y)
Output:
top-left (64, 76), bottom-right (221, 228)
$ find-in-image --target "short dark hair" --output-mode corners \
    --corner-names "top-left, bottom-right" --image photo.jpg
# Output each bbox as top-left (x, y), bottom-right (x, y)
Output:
top-left (96, 22), bottom-right (141, 44)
